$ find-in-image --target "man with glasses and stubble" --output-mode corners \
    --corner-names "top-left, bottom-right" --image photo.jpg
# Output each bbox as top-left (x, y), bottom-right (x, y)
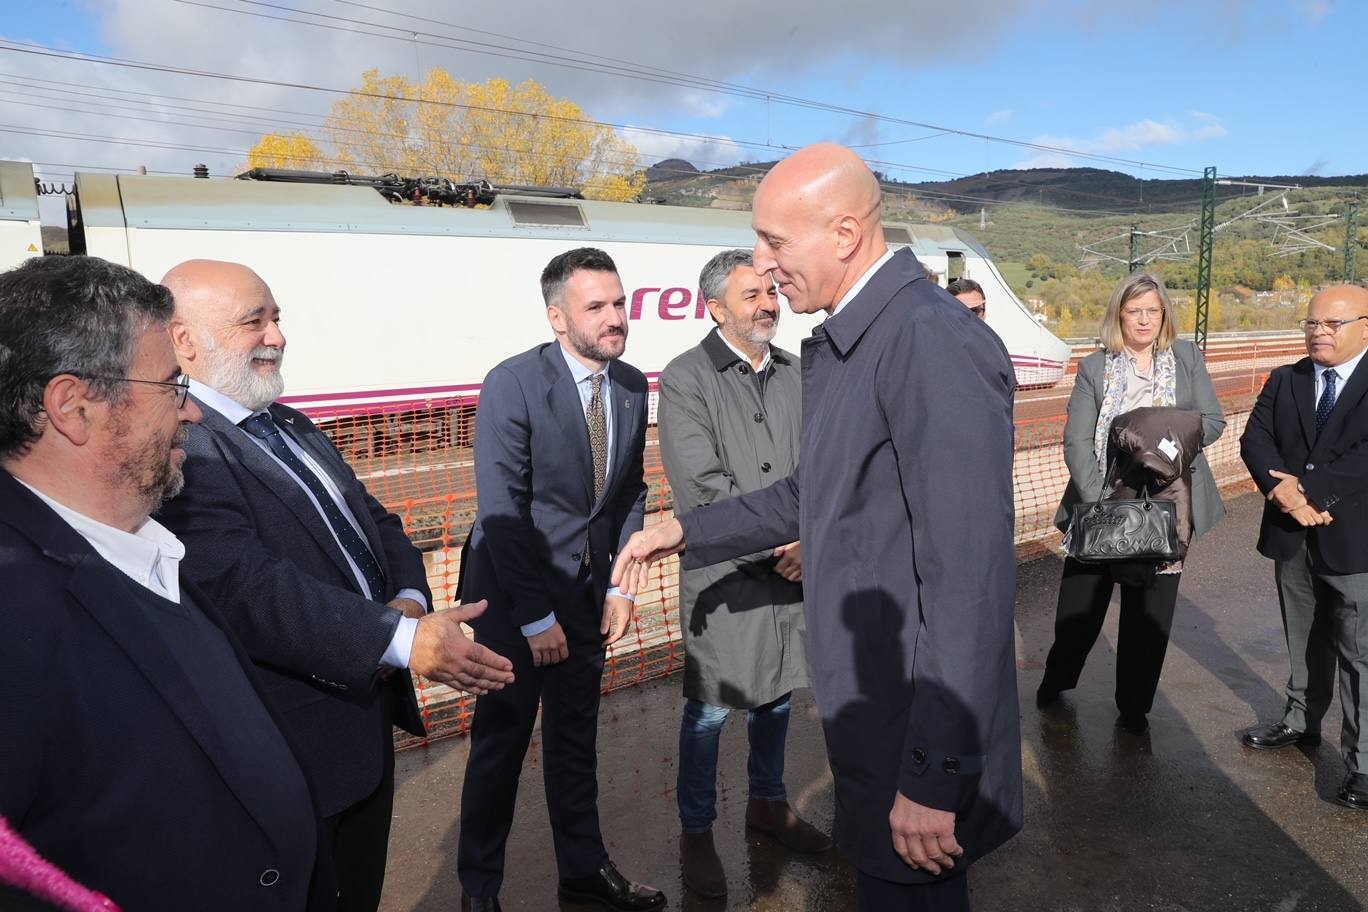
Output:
top-left (947, 278), bottom-right (988, 320)
top-left (1240, 284), bottom-right (1368, 812)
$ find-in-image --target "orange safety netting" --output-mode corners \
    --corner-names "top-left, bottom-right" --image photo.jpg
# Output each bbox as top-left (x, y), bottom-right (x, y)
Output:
top-left (300, 340), bottom-right (1303, 749)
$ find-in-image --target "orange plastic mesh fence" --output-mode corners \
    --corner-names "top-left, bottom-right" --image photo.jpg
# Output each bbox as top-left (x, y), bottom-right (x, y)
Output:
top-left (298, 342), bottom-right (1296, 749)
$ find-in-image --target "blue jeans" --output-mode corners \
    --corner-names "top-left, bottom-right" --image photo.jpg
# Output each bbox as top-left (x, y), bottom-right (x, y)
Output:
top-left (677, 693), bottom-right (791, 833)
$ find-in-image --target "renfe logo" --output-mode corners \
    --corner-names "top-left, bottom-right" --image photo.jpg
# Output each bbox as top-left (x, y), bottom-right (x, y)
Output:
top-left (630, 287), bottom-right (709, 321)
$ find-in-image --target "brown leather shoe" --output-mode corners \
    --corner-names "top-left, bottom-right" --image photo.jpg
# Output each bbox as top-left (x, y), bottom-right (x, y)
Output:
top-left (745, 798), bottom-right (834, 853)
top-left (680, 830), bottom-right (727, 897)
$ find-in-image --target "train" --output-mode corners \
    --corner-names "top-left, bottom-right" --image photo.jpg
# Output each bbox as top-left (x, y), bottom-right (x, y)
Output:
top-left (2, 161), bottom-right (1070, 419)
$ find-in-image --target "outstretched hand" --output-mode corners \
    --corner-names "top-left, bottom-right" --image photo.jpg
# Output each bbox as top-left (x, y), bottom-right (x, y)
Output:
top-left (409, 600), bottom-right (515, 694)
top-left (610, 518), bottom-right (686, 597)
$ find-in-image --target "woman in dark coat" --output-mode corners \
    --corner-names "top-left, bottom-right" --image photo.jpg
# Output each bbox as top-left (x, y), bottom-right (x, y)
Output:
top-left (1037, 273), bottom-right (1227, 733)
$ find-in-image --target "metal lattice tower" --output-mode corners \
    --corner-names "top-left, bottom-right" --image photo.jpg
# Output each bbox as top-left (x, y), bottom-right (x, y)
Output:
top-left (1346, 203), bottom-right (1360, 284)
top-left (1194, 167), bottom-right (1216, 351)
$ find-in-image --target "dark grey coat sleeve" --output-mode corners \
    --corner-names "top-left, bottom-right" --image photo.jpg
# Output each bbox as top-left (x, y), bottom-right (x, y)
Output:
top-left (1062, 352), bottom-right (1107, 502)
top-left (677, 466), bottom-right (801, 569)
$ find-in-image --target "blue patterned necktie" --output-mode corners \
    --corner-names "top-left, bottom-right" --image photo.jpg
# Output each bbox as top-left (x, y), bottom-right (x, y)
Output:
top-left (239, 412), bottom-right (386, 599)
top-left (1315, 368), bottom-right (1339, 433)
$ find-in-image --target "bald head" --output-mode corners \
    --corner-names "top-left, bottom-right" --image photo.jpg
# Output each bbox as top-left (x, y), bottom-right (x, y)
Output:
top-left (751, 143), bottom-right (887, 315)
top-left (163, 259), bottom-right (287, 411)
top-left (1305, 283), bottom-right (1368, 368)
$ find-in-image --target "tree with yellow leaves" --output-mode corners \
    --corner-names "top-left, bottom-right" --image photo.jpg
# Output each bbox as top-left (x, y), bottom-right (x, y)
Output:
top-left (316, 69), bottom-right (645, 202)
top-left (245, 131), bottom-right (327, 171)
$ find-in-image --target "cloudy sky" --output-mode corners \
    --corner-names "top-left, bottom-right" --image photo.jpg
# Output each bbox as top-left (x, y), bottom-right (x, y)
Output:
top-left (4, 0), bottom-right (1361, 198)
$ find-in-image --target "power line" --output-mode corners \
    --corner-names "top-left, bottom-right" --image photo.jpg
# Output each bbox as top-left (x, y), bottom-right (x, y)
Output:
top-left (169, 0), bottom-right (1204, 177)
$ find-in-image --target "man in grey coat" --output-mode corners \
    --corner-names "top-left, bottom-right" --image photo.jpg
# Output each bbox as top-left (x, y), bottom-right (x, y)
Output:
top-left (659, 249), bottom-right (830, 898)
top-left (614, 144), bottom-right (1021, 912)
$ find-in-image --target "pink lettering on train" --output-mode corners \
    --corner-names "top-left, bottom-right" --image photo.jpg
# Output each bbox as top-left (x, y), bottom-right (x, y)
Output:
top-left (629, 287), bottom-right (709, 320)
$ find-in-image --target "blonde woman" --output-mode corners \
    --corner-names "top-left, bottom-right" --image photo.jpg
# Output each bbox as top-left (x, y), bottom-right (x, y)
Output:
top-left (1037, 273), bottom-right (1227, 733)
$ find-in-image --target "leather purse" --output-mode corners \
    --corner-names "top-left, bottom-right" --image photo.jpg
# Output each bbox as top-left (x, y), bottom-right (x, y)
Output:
top-left (1065, 486), bottom-right (1181, 563)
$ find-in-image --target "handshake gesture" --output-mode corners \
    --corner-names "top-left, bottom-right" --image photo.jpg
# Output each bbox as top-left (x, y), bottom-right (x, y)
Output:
top-left (409, 600), bottom-right (516, 694)
top-left (611, 518), bottom-right (687, 596)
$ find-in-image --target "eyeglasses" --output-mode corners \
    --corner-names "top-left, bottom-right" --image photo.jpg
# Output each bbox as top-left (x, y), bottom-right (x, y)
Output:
top-left (968, 305), bottom-right (986, 317)
top-left (1299, 316), bottom-right (1368, 334)
top-left (87, 373), bottom-right (192, 408)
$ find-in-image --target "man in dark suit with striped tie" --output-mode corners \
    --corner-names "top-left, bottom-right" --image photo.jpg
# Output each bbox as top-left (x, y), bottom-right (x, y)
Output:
top-left (157, 260), bottom-right (514, 912)
top-left (1240, 284), bottom-right (1368, 812)
top-left (455, 248), bottom-right (663, 912)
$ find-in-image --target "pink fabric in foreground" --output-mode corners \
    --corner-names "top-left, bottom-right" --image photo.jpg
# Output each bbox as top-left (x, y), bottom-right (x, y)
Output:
top-left (0, 816), bottom-right (120, 912)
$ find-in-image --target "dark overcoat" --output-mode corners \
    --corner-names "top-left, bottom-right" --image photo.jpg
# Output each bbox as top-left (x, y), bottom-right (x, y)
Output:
top-left (678, 249), bottom-right (1023, 883)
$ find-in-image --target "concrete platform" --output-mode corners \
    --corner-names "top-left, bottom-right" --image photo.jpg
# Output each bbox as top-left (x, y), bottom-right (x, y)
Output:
top-left (381, 491), bottom-right (1368, 911)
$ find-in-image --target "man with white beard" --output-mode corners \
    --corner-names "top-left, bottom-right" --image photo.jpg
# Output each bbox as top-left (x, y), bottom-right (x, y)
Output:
top-left (157, 259), bottom-right (514, 912)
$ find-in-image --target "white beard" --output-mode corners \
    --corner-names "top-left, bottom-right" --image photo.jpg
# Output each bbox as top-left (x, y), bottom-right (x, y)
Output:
top-left (200, 335), bottom-right (286, 412)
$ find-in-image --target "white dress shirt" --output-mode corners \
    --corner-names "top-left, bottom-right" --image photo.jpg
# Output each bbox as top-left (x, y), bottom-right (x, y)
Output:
top-left (189, 379), bottom-right (423, 669)
top-left (1315, 347), bottom-right (1366, 408)
top-left (20, 479), bottom-right (185, 603)
top-left (830, 248), bottom-right (897, 318)
top-left (718, 332), bottom-right (773, 374)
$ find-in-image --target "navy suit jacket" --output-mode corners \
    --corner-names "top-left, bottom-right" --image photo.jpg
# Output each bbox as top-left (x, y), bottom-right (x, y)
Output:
top-left (1240, 355), bottom-right (1368, 574)
top-left (0, 470), bottom-right (328, 911)
top-left (678, 249), bottom-right (1023, 882)
top-left (461, 342), bottom-right (648, 640)
top-left (157, 399), bottom-right (431, 816)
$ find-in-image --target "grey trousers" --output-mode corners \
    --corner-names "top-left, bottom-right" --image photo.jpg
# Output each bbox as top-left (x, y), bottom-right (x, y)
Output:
top-left (1275, 542), bottom-right (1368, 772)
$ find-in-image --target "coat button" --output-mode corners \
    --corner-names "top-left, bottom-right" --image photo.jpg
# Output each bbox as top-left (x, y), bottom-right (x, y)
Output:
top-left (753, 412), bottom-right (764, 423)
top-left (1305, 463), bottom-right (1315, 471)
top-left (259, 869), bottom-right (280, 887)
top-left (943, 756), bottom-right (960, 774)
top-left (911, 748), bottom-right (927, 765)
top-left (571, 552), bottom-right (581, 562)
top-left (761, 462), bottom-right (772, 472)
top-left (738, 364), bottom-right (749, 374)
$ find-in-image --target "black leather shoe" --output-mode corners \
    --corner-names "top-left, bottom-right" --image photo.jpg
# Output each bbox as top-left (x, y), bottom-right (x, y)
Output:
top-left (460, 894), bottom-right (502, 912)
top-left (1116, 712), bottom-right (1149, 735)
top-left (1035, 680), bottom-right (1063, 708)
top-left (1241, 722), bottom-right (1321, 750)
top-left (558, 860), bottom-right (665, 911)
top-left (1336, 773), bottom-right (1368, 810)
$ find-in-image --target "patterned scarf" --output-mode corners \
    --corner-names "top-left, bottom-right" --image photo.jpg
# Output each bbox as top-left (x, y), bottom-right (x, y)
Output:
top-left (1092, 345), bottom-right (1178, 472)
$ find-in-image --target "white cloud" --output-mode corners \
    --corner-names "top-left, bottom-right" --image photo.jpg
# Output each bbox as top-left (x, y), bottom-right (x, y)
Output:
top-left (1294, 0), bottom-right (1333, 24)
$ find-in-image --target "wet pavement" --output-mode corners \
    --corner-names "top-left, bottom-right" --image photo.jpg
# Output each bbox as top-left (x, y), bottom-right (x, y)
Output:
top-left (382, 491), bottom-right (1368, 911)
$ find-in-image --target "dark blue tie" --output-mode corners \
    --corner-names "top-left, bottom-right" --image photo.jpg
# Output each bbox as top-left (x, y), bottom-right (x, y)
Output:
top-left (239, 412), bottom-right (386, 600)
top-left (1316, 368), bottom-right (1339, 433)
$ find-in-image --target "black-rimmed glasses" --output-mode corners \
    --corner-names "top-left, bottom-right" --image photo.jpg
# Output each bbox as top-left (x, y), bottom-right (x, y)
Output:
top-left (87, 373), bottom-right (192, 408)
top-left (1299, 316), bottom-right (1368, 334)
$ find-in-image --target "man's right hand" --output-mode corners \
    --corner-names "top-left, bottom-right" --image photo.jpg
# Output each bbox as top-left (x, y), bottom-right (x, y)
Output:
top-left (409, 600), bottom-right (515, 694)
top-left (611, 518), bottom-right (686, 596)
top-left (1288, 503), bottom-right (1334, 527)
top-left (528, 621), bottom-right (569, 667)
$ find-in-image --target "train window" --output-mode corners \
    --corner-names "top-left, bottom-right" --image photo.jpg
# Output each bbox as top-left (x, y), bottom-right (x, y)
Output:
top-left (507, 201), bottom-right (587, 227)
top-left (946, 251), bottom-right (965, 280)
top-left (883, 225), bottom-right (913, 245)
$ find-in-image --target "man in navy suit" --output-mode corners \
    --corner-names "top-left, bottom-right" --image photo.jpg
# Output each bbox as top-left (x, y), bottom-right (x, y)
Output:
top-left (1240, 284), bottom-right (1368, 811)
top-left (157, 259), bottom-right (514, 912)
top-left (614, 145), bottom-right (1022, 912)
top-left (0, 255), bottom-right (326, 910)
top-left (456, 248), bottom-right (663, 912)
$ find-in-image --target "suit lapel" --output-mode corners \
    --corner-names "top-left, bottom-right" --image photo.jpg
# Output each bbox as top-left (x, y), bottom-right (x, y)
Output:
top-left (271, 407), bottom-right (392, 582)
top-left (1290, 360), bottom-right (1317, 451)
top-left (1315, 356), bottom-right (1368, 452)
top-left (196, 402), bottom-right (359, 588)
top-left (67, 555), bottom-right (279, 839)
top-left (542, 345), bottom-right (595, 510)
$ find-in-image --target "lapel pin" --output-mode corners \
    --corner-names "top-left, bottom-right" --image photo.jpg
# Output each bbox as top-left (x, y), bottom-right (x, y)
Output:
top-left (624, 399), bottom-right (631, 409)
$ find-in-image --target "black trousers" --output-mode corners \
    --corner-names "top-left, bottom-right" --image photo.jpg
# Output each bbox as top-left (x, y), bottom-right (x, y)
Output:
top-left (1041, 557), bottom-right (1182, 717)
top-left (457, 586), bottom-right (608, 897)
top-left (322, 727), bottom-right (396, 912)
top-left (858, 870), bottom-right (971, 912)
